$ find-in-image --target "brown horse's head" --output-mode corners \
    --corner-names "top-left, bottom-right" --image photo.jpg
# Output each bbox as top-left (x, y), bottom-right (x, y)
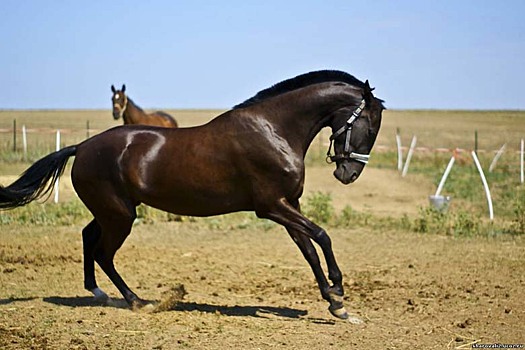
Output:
top-left (111, 84), bottom-right (127, 120)
top-left (328, 80), bottom-right (384, 184)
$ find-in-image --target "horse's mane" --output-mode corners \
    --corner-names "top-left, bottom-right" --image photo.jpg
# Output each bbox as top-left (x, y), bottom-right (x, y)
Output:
top-left (233, 70), bottom-right (365, 109)
top-left (127, 98), bottom-right (144, 113)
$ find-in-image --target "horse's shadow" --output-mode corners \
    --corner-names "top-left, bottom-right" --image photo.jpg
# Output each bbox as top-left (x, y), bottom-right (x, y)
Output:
top-left (173, 301), bottom-right (307, 319)
top-left (0, 297), bottom-right (39, 306)
top-left (41, 296), bottom-right (308, 319)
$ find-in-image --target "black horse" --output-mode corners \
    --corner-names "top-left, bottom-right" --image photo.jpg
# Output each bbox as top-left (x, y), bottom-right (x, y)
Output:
top-left (0, 70), bottom-right (384, 319)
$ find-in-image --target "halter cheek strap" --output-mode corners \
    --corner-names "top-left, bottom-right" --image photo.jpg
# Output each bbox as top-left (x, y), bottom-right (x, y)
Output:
top-left (326, 99), bottom-right (370, 165)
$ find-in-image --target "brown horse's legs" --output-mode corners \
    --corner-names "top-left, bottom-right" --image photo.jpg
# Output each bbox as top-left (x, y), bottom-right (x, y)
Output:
top-left (82, 219), bottom-right (108, 301)
top-left (92, 204), bottom-right (147, 309)
top-left (261, 198), bottom-right (348, 319)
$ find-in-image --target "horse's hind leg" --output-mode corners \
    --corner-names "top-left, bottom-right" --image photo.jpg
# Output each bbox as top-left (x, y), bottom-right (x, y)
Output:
top-left (82, 219), bottom-right (109, 302)
top-left (91, 202), bottom-right (149, 309)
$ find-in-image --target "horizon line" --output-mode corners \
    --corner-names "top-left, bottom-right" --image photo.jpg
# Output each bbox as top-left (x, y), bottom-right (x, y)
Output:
top-left (0, 107), bottom-right (524, 113)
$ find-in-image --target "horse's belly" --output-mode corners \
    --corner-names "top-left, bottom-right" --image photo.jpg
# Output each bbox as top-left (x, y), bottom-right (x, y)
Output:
top-left (141, 191), bottom-right (253, 217)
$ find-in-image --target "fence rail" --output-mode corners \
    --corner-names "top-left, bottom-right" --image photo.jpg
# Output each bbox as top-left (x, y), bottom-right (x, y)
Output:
top-left (1, 125), bottom-right (523, 155)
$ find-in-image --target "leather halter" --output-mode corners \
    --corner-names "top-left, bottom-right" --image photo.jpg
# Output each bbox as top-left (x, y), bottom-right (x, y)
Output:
top-left (326, 99), bottom-right (370, 164)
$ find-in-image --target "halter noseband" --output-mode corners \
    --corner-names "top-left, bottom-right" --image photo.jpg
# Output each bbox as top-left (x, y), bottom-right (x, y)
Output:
top-left (326, 99), bottom-right (370, 165)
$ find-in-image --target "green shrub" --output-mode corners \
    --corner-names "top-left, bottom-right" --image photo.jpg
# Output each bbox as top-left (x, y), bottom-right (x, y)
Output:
top-left (302, 191), bottom-right (334, 224)
top-left (506, 187), bottom-right (525, 235)
top-left (414, 207), bottom-right (448, 234)
top-left (335, 205), bottom-right (371, 227)
top-left (452, 211), bottom-right (480, 236)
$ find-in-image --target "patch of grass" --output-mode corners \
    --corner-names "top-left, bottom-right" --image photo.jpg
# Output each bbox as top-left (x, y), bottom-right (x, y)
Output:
top-left (371, 149), bottom-right (524, 233)
top-left (0, 145), bottom-right (57, 164)
top-left (300, 190), bottom-right (522, 236)
top-left (198, 212), bottom-right (276, 231)
top-left (504, 186), bottom-right (525, 235)
top-left (0, 200), bottom-right (91, 226)
top-left (413, 207), bottom-right (485, 236)
top-left (0, 188), bottom-right (520, 236)
top-left (302, 191), bottom-right (334, 225)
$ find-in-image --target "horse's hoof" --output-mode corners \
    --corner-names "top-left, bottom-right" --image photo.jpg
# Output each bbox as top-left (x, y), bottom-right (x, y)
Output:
top-left (328, 306), bottom-right (364, 324)
top-left (329, 305), bottom-right (350, 319)
top-left (90, 287), bottom-right (109, 303)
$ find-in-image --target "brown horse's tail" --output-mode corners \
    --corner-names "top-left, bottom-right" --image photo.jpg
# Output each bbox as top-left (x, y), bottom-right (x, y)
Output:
top-left (0, 145), bottom-right (77, 209)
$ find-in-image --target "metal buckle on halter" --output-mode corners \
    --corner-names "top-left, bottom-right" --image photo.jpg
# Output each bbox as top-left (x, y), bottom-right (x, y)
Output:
top-left (326, 99), bottom-right (369, 165)
top-left (326, 149), bottom-right (370, 164)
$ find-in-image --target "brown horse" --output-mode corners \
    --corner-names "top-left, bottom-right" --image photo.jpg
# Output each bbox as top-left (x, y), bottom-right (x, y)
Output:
top-left (111, 84), bottom-right (179, 127)
top-left (0, 70), bottom-right (384, 319)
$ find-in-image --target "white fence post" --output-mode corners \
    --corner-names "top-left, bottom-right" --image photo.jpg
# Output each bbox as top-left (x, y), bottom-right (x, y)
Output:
top-left (472, 151), bottom-right (494, 221)
top-left (488, 143), bottom-right (506, 173)
top-left (435, 156), bottom-right (455, 196)
top-left (22, 125), bottom-right (27, 159)
top-left (520, 139), bottom-right (525, 183)
top-left (396, 129), bottom-right (403, 172)
top-left (401, 135), bottom-right (417, 177)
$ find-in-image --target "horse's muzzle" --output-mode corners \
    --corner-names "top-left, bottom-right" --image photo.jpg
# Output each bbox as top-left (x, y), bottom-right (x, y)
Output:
top-left (112, 110), bottom-right (122, 120)
top-left (333, 162), bottom-right (361, 184)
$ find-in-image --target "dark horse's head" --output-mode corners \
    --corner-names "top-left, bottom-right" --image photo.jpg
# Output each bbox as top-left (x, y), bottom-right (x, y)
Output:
top-left (234, 70), bottom-right (384, 186)
top-left (327, 80), bottom-right (384, 184)
top-left (111, 84), bottom-right (127, 120)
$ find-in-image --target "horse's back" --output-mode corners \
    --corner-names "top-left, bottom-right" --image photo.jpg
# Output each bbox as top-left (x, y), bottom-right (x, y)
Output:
top-left (151, 111), bottom-right (178, 128)
top-left (71, 125), bottom-right (253, 216)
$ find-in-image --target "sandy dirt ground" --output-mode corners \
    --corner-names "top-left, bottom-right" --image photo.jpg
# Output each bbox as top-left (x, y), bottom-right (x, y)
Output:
top-left (304, 166), bottom-right (434, 217)
top-left (0, 165), bottom-right (524, 349)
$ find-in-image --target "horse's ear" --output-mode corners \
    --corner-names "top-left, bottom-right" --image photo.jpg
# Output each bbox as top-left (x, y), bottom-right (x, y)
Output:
top-left (363, 80), bottom-right (375, 103)
top-left (364, 80), bottom-right (371, 92)
top-left (111, 85), bottom-right (116, 93)
top-left (122, 84), bottom-right (126, 92)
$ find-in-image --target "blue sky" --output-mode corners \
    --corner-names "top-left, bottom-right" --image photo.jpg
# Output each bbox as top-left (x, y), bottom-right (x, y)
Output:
top-left (1, 1), bottom-right (524, 110)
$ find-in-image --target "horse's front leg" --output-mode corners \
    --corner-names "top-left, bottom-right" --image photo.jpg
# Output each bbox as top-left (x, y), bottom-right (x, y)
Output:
top-left (286, 228), bottom-right (332, 299)
top-left (259, 198), bottom-right (350, 320)
top-left (283, 202), bottom-right (335, 309)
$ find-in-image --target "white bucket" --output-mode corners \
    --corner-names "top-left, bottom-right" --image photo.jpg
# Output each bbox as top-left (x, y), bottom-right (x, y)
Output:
top-left (428, 195), bottom-right (451, 212)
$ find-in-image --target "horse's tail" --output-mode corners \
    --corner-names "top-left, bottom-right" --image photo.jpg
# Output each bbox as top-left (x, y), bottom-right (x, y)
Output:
top-left (0, 145), bottom-right (77, 209)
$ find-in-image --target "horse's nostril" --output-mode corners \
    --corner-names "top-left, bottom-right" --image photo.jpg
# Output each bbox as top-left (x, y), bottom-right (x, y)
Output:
top-left (341, 164), bottom-right (357, 178)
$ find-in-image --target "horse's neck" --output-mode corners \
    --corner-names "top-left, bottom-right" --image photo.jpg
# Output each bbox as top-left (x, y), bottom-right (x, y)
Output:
top-left (123, 99), bottom-right (145, 124)
top-left (290, 85), bottom-right (359, 156)
top-left (272, 95), bottom-right (336, 156)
